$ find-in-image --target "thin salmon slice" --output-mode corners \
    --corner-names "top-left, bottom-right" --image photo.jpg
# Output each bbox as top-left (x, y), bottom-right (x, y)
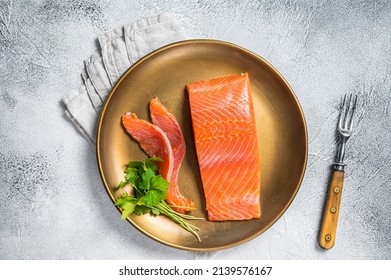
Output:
top-left (122, 112), bottom-right (173, 181)
top-left (186, 73), bottom-right (261, 221)
top-left (150, 97), bottom-right (195, 213)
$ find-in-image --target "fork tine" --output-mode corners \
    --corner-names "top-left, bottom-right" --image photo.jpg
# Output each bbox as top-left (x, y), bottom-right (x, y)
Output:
top-left (343, 94), bottom-right (352, 129)
top-left (338, 95), bottom-right (347, 129)
top-left (347, 94), bottom-right (358, 130)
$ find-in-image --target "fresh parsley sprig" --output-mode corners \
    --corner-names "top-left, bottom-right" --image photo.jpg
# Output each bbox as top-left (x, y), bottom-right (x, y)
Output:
top-left (115, 157), bottom-right (202, 241)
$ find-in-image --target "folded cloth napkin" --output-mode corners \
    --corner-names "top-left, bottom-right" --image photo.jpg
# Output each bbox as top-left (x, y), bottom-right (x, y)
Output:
top-left (62, 13), bottom-right (187, 144)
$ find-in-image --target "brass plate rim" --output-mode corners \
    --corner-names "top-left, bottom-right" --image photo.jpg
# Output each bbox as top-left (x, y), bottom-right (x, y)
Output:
top-left (96, 39), bottom-right (308, 252)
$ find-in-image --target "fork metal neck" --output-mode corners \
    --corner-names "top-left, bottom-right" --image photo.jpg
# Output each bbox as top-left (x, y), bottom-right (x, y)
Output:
top-left (334, 138), bottom-right (347, 171)
top-left (333, 162), bottom-right (346, 171)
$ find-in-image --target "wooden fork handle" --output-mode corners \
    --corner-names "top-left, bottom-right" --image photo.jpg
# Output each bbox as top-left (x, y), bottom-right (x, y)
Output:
top-left (318, 169), bottom-right (345, 249)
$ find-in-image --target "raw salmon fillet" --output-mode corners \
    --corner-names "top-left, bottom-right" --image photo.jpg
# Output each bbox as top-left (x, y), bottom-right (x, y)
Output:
top-left (122, 112), bottom-right (173, 181)
top-left (186, 73), bottom-right (261, 221)
top-left (150, 97), bottom-right (195, 213)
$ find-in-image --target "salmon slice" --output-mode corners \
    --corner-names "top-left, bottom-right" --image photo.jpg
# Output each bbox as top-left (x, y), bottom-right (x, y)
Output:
top-left (150, 97), bottom-right (195, 213)
top-left (122, 112), bottom-right (173, 181)
top-left (186, 73), bottom-right (261, 221)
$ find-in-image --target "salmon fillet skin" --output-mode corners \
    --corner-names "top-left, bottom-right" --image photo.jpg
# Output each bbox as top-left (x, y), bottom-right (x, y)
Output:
top-left (186, 73), bottom-right (261, 221)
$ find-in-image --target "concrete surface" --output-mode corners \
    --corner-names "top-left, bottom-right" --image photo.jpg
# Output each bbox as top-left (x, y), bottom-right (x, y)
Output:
top-left (1, 0), bottom-right (390, 259)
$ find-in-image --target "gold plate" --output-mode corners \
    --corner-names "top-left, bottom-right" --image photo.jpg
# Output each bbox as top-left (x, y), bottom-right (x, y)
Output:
top-left (96, 39), bottom-right (308, 251)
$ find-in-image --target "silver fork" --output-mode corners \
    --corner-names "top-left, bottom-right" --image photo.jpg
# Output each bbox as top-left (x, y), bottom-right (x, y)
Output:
top-left (319, 94), bottom-right (358, 250)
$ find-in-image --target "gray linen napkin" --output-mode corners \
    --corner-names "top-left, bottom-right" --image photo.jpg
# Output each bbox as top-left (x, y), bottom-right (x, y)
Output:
top-left (62, 13), bottom-right (187, 144)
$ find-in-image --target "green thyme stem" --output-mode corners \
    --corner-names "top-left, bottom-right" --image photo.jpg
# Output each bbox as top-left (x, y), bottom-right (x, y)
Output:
top-left (154, 201), bottom-right (202, 242)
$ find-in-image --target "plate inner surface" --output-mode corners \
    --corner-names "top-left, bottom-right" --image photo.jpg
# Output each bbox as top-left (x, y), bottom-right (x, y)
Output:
top-left (97, 40), bottom-right (307, 251)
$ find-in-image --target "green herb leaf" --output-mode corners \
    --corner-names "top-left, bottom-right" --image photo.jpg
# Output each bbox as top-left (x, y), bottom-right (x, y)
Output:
top-left (145, 157), bottom-right (161, 173)
top-left (136, 196), bottom-right (145, 205)
top-left (120, 201), bottom-right (135, 220)
top-left (138, 178), bottom-right (150, 191)
top-left (114, 197), bottom-right (126, 206)
top-left (134, 205), bottom-right (151, 215)
top-left (141, 168), bottom-right (155, 185)
top-left (124, 167), bottom-right (140, 185)
top-left (121, 208), bottom-right (134, 220)
top-left (150, 175), bottom-right (169, 192)
top-left (144, 189), bottom-right (165, 208)
top-left (117, 181), bottom-right (128, 190)
top-left (127, 161), bottom-right (143, 169)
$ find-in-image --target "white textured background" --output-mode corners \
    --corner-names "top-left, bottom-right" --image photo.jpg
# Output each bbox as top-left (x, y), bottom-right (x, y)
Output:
top-left (1, 0), bottom-right (390, 259)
